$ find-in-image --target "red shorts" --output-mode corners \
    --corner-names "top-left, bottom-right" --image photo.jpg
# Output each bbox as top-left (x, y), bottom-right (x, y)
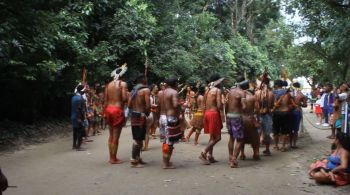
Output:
top-left (104, 105), bottom-right (125, 127)
top-left (204, 110), bottom-right (222, 136)
top-left (315, 105), bottom-right (322, 114)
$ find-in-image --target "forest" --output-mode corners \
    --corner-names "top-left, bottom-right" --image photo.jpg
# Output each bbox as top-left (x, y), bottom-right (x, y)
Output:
top-left (0, 0), bottom-right (349, 122)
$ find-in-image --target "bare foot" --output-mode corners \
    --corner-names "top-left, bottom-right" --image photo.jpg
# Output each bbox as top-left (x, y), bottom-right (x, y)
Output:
top-left (131, 163), bottom-right (144, 168)
top-left (199, 152), bottom-right (210, 165)
top-left (208, 156), bottom-right (218, 163)
top-left (163, 163), bottom-right (176, 169)
top-left (239, 154), bottom-right (246, 160)
top-left (138, 158), bottom-right (147, 165)
top-left (193, 142), bottom-right (198, 146)
top-left (262, 150), bottom-right (271, 156)
top-left (230, 159), bottom-right (238, 168)
top-left (75, 147), bottom-right (86, 151)
top-left (109, 159), bottom-right (124, 164)
top-left (253, 154), bottom-right (261, 161)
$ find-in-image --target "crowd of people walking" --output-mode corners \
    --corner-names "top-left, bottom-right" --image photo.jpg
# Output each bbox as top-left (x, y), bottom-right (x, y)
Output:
top-left (70, 66), bottom-right (350, 187)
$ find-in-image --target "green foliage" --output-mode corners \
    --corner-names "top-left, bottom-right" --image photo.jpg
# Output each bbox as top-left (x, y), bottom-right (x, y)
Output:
top-left (286, 0), bottom-right (350, 83)
top-left (0, 0), bottom-right (295, 122)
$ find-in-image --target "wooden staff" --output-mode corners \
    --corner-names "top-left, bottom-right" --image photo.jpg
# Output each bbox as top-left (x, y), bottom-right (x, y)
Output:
top-left (144, 49), bottom-right (148, 84)
top-left (82, 66), bottom-right (87, 85)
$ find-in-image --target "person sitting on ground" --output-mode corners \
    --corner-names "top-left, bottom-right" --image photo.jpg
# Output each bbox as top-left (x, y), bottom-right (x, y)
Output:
top-left (309, 132), bottom-right (350, 186)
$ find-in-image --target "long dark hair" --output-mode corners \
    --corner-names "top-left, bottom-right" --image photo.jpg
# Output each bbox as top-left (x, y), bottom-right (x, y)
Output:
top-left (336, 132), bottom-right (350, 152)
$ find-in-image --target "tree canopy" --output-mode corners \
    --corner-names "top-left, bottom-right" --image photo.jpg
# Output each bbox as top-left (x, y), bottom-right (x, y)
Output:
top-left (0, 0), bottom-right (348, 122)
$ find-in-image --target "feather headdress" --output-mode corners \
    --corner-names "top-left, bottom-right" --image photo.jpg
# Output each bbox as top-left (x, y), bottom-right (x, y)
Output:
top-left (111, 63), bottom-right (128, 80)
top-left (209, 78), bottom-right (224, 89)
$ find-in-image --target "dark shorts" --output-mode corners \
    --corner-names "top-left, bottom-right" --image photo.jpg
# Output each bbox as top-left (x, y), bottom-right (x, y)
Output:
top-left (292, 110), bottom-right (302, 132)
top-left (131, 111), bottom-right (146, 141)
top-left (273, 111), bottom-right (292, 135)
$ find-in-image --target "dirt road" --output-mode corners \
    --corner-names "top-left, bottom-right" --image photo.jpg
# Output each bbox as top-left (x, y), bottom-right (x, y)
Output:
top-left (1, 110), bottom-right (349, 195)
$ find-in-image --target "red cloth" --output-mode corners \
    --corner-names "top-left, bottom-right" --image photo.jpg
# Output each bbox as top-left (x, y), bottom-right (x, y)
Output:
top-left (334, 172), bottom-right (350, 186)
top-left (105, 105), bottom-right (125, 127)
top-left (204, 110), bottom-right (222, 135)
top-left (315, 104), bottom-right (322, 114)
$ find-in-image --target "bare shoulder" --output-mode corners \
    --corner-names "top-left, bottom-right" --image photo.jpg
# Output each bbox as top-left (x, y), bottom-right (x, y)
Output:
top-left (121, 81), bottom-right (127, 87)
top-left (142, 88), bottom-right (151, 94)
top-left (170, 88), bottom-right (178, 95)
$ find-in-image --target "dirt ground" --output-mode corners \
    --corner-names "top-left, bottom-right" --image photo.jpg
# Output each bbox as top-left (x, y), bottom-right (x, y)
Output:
top-left (1, 110), bottom-right (349, 195)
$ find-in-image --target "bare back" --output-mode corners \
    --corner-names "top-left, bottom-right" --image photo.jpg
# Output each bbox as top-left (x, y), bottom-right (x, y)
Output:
top-left (205, 87), bottom-right (222, 111)
top-left (226, 87), bottom-right (245, 114)
top-left (255, 87), bottom-right (274, 114)
top-left (129, 88), bottom-right (150, 113)
top-left (276, 92), bottom-right (295, 112)
top-left (197, 95), bottom-right (205, 111)
top-left (158, 90), bottom-right (166, 115)
top-left (243, 91), bottom-right (256, 115)
top-left (164, 88), bottom-right (180, 117)
top-left (295, 90), bottom-right (307, 110)
top-left (105, 80), bottom-right (128, 107)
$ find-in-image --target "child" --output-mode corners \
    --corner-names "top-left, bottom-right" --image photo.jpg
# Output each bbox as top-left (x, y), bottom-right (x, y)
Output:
top-left (315, 99), bottom-right (323, 125)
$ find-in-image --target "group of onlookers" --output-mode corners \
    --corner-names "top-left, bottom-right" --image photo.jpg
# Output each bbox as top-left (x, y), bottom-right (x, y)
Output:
top-left (308, 82), bottom-right (350, 186)
top-left (309, 83), bottom-right (349, 139)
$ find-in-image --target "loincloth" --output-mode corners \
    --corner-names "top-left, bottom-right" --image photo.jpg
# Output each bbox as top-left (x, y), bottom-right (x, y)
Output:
top-left (242, 115), bottom-right (259, 144)
top-left (204, 110), bottom-right (222, 136)
top-left (104, 105), bottom-right (125, 127)
top-left (190, 111), bottom-right (204, 130)
top-left (166, 116), bottom-right (182, 143)
top-left (159, 115), bottom-right (167, 143)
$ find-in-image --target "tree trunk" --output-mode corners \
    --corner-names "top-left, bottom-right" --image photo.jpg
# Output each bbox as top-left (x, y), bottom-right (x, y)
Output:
top-left (342, 59), bottom-right (350, 81)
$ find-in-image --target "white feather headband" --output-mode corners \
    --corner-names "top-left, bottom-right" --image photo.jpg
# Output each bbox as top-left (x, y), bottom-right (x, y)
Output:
top-left (111, 63), bottom-right (128, 80)
top-left (209, 78), bottom-right (224, 89)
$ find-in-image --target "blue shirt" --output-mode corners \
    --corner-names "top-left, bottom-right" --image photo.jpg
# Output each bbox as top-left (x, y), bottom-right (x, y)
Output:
top-left (71, 94), bottom-right (84, 128)
top-left (273, 89), bottom-right (287, 100)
